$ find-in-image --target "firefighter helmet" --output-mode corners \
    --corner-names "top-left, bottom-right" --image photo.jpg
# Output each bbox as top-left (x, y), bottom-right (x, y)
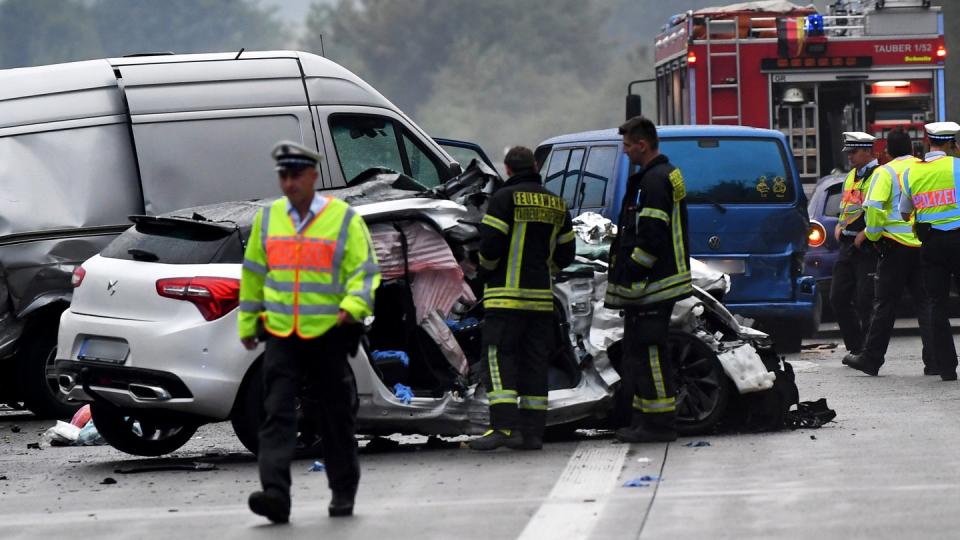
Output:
top-left (782, 87), bottom-right (805, 104)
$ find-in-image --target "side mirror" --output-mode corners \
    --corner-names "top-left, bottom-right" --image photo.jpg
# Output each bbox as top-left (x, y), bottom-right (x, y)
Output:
top-left (448, 162), bottom-right (463, 177)
top-left (626, 94), bottom-right (643, 121)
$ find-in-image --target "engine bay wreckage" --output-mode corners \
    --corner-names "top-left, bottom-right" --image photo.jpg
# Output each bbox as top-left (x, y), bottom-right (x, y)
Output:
top-left (338, 162), bottom-right (791, 437)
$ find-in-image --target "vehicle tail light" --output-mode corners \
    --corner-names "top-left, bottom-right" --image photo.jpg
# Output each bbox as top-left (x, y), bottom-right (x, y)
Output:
top-left (71, 266), bottom-right (86, 288)
top-left (937, 45), bottom-right (947, 59)
top-left (156, 277), bottom-right (240, 321)
top-left (808, 221), bottom-right (826, 248)
top-left (687, 51), bottom-right (697, 64)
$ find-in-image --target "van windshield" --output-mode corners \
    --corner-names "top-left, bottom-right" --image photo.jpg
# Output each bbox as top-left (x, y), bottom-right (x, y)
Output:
top-left (656, 138), bottom-right (796, 204)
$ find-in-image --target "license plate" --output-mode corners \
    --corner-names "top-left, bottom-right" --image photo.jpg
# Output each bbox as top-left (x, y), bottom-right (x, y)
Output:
top-left (704, 259), bottom-right (747, 275)
top-left (78, 337), bottom-right (129, 364)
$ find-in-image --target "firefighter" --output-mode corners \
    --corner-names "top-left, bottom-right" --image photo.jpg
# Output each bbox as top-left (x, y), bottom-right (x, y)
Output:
top-left (898, 122), bottom-right (960, 382)
top-left (843, 128), bottom-right (935, 376)
top-left (238, 141), bottom-right (381, 522)
top-left (834, 132), bottom-right (880, 366)
top-left (605, 116), bottom-right (692, 443)
top-left (468, 146), bottom-right (576, 451)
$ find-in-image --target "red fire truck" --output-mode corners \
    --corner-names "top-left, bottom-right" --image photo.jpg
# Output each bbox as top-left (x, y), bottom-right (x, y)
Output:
top-left (652, 0), bottom-right (946, 182)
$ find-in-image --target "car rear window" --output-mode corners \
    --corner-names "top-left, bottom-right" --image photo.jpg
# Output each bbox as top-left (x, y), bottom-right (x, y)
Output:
top-left (101, 218), bottom-right (244, 264)
top-left (823, 183), bottom-right (843, 217)
top-left (658, 137), bottom-right (796, 204)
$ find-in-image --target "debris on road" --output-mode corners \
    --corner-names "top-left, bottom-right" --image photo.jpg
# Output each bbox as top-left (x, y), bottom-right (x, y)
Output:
top-left (785, 399), bottom-right (837, 429)
top-left (636, 457), bottom-right (652, 464)
top-left (623, 476), bottom-right (659, 487)
top-left (100, 477), bottom-right (117, 485)
top-left (115, 462), bottom-right (218, 474)
top-left (684, 440), bottom-right (711, 447)
top-left (10, 425), bottom-right (20, 433)
top-left (26, 442), bottom-right (40, 450)
top-left (717, 343), bottom-right (776, 393)
top-left (801, 342), bottom-right (838, 352)
top-left (70, 404), bottom-right (92, 428)
top-left (41, 420), bottom-right (81, 446)
top-left (308, 461), bottom-right (326, 472)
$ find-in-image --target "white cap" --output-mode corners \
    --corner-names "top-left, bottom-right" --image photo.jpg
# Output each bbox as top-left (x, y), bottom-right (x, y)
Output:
top-left (924, 121), bottom-right (960, 143)
top-left (841, 131), bottom-right (876, 151)
top-left (271, 140), bottom-right (322, 171)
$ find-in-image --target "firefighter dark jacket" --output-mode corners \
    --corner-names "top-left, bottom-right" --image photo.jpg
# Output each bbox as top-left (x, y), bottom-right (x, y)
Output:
top-left (605, 154), bottom-right (692, 309)
top-left (478, 170), bottom-right (576, 312)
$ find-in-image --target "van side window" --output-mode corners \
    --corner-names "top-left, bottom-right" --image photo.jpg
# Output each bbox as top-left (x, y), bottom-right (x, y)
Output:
top-left (561, 149), bottom-right (585, 208)
top-left (330, 115), bottom-right (406, 183)
top-left (580, 146), bottom-right (617, 209)
top-left (544, 149), bottom-right (570, 195)
top-left (400, 130), bottom-right (444, 188)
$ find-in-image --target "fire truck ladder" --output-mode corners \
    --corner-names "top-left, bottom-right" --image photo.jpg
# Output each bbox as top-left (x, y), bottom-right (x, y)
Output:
top-left (704, 17), bottom-right (742, 125)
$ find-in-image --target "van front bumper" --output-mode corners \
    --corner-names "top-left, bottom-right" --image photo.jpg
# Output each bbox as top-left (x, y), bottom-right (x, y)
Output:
top-left (723, 276), bottom-right (820, 336)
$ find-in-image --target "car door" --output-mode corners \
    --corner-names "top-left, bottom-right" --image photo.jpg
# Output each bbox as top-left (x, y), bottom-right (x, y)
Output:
top-left (434, 138), bottom-right (498, 173)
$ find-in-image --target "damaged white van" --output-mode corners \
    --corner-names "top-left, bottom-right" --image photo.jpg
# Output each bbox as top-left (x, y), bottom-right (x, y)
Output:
top-left (0, 51), bottom-right (465, 418)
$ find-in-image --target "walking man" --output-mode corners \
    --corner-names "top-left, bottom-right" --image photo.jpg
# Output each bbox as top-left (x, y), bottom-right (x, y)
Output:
top-left (833, 132), bottom-right (880, 364)
top-left (899, 122), bottom-right (960, 382)
top-left (606, 116), bottom-right (692, 443)
top-left (239, 140), bottom-right (381, 522)
top-left (469, 146), bottom-right (576, 451)
top-left (844, 128), bottom-right (935, 376)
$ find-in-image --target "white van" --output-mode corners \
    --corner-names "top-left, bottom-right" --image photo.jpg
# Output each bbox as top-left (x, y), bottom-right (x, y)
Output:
top-left (0, 51), bottom-right (461, 417)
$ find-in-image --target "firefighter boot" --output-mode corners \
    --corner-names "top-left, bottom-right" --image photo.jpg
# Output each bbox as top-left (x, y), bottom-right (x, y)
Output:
top-left (507, 431), bottom-right (543, 450)
top-left (248, 490), bottom-right (290, 524)
top-left (616, 413), bottom-right (677, 443)
top-left (328, 487), bottom-right (356, 517)
top-left (469, 429), bottom-right (522, 451)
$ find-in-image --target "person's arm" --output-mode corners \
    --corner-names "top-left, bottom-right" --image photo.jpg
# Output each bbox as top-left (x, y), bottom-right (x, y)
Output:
top-left (552, 210), bottom-right (577, 271)
top-left (339, 208), bottom-right (381, 324)
top-left (863, 167), bottom-right (893, 243)
top-left (239, 208), bottom-right (267, 346)
top-left (478, 192), bottom-right (512, 275)
top-left (625, 171), bottom-right (673, 276)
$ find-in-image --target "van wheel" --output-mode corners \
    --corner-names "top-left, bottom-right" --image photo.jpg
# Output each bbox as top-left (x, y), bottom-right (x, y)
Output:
top-left (231, 360), bottom-right (327, 459)
top-left (90, 402), bottom-right (198, 456)
top-left (17, 317), bottom-right (80, 419)
top-left (672, 331), bottom-right (731, 435)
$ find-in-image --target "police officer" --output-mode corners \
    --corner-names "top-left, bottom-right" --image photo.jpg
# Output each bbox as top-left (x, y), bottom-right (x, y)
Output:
top-left (834, 132), bottom-right (880, 365)
top-left (843, 128), bottom-right (935, 376)
top-left (468, 146), bottom-right (576, 451)
top-left (606, 117), bottom-right (692, 443)
top-left (239, 141), bottom-right (381, 522)
top-left (899, 122), bottom-right (960, 382)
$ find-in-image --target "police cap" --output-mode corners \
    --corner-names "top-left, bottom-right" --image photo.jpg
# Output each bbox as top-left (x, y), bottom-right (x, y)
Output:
top-left (841, 131), bottom-right (875, 152)
top-left (924, 121), bottom-right (960, 143)
top-left (271, 140), bottom-right (321, 172)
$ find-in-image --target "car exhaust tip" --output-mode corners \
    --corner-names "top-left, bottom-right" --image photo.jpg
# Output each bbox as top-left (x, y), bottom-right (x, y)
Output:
top-left (58, 374), bottom-right (75, 391)
top-left (127, 383), bottom-right (172, 401)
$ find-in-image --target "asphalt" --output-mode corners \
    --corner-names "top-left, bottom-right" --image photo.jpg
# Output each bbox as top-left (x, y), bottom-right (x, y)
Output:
top-left (0, 334), bottom-right (956, 539)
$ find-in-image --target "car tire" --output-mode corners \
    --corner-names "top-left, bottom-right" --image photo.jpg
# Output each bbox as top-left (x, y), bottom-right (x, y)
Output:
top-left (90, 401), bottom-right (198, 457)
top-left (230, 359), bottom-right (327, 459)
top-left (606, 332), bottom-right (731, 435)
top-left (672, 330), bottom-right (731, 435)
top-left (16, 317), bottom-right (80, 419)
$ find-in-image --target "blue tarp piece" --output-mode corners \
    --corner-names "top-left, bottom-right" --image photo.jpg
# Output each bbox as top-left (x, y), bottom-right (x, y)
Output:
top-left (308, 461), bottom-right (325, 472)
top-left (684, 440), bottom-right (711, 447)
top-left (445, 317), bottom-right (480, 331)
top-left (393, 383), bottom-right (414, 404)
top-left (372, 350), bottom-right (410, 367)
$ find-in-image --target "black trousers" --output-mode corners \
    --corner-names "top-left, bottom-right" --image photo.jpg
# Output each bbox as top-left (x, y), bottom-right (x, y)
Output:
top-left (259, 326), bottom-right (361, 499)
top-left (830, 236), bottom-right (878, 354)
top-left (482, 311), bottom-right (553, 436)
top-left (861, 239), bottom-right (935, 369)
top-left (623, 304), bottom-right (676, 431)
top-left (920, 230), bottom-right (960, 376)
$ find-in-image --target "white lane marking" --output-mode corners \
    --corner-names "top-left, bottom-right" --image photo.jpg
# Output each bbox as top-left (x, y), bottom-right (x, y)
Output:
top-left (517, 441), bottom-right (629, 540)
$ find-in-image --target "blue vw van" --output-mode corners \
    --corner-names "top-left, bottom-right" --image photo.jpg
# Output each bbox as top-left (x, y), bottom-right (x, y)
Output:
top-left (536, 125), bottom-right (818, 350)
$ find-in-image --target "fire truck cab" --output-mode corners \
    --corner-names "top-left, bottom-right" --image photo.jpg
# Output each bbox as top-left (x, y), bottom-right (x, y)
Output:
top-left (652, 0), bottom-right (945, 182)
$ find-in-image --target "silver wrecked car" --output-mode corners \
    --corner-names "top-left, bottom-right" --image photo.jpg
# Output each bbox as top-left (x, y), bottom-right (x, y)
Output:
top-left (55, 164), bottom-right (777, 456)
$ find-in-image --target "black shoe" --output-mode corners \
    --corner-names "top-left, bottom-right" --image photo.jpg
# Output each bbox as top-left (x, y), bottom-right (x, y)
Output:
top-left (841, 352), bottom-right (860, 365)
top-left (507, 433), bottom-right (543, 450)
top-left (941, 372), bottom-right (958, 382)
top-left (842, 354), bottom-right (880, 376)
top-left (328, 490), bottom-right (355, 517)
top-left (924, 365), bottom-right (940, 376)
top-left (249, 490), bottom-right (290, 524)
top-left (615, 425), bottom-right (677, 443)
top-left (469, 429), bottom-right (522, 451)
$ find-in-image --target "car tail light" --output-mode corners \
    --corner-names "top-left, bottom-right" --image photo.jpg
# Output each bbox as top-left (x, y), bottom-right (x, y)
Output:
top-left (156, 277), bottom-right (240, 321)
top-left (808, 221), bottom-right (826, 248)
top-left (71, 266), bottom-right (86, 288)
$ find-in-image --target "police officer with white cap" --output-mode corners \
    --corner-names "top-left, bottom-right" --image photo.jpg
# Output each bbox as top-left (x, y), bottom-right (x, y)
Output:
top-left (896, 122), bottom-right (960, 381)
top-left (833, 132), bottom-right (880, 365)
top-left (239, 140), bottom-right (381, 521)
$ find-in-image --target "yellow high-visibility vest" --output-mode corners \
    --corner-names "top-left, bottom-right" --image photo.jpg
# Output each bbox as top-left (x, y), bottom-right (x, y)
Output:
top-left (901, 156), bottom-right (960, 232)
top-left (864, 156), bottom-right (921, 247)
top-left (238, 196), bottom-right (380, 339)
